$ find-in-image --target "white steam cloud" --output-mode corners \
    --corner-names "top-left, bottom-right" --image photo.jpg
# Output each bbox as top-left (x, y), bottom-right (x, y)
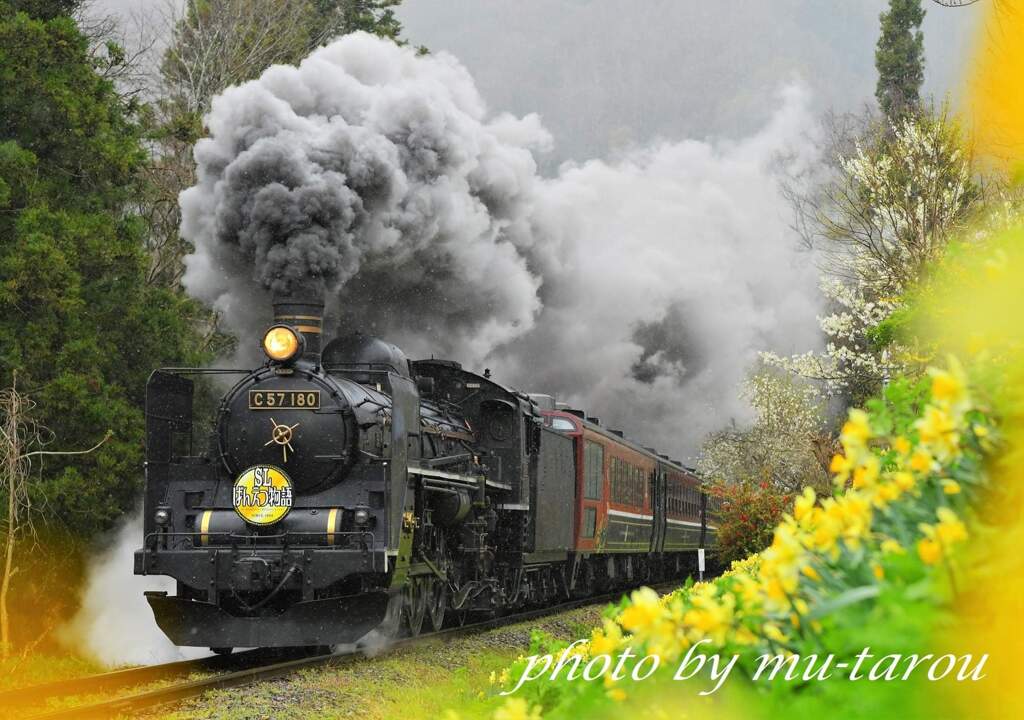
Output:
top-left (61, 514), bottom-right (207, 666)
top-left (182, 33), bottom-right (821, 459)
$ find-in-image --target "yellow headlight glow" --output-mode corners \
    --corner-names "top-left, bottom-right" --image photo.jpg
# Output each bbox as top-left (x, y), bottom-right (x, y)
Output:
top-left (263, 326), bottom-right (301, 362)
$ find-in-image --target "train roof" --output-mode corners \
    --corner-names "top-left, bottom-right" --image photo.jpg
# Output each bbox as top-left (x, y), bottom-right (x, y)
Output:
top-left (542, 409), bottom-right (697, 478)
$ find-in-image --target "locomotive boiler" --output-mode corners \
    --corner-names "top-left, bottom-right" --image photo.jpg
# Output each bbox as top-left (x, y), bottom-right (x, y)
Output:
top-left (135, 295), bottom-right (719, 651)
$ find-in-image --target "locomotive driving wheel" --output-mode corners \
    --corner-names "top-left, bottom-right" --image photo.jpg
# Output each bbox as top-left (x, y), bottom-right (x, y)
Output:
top-left (403, 577), bottom-right (428, 636)
top-left (427, 576), bottom-right (447, 632)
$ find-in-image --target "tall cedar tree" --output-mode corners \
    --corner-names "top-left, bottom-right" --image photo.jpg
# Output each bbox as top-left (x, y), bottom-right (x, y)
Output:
top-left (875, 0), bottom-right (926, 121)
top-left (0, 6), bottom-right (213, 536)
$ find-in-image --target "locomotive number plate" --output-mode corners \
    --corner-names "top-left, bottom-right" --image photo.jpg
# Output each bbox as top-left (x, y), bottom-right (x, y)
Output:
top-left (248, 390), bottom-right (320, 410)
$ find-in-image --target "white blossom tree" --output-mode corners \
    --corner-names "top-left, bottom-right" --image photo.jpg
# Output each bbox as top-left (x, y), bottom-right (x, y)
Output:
top-left (697, 368), bottom-right (833, 494)
top-left (770, 111), bottom-right (978, 404)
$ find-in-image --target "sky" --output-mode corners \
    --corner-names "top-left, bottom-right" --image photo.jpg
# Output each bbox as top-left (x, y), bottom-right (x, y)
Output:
top-left (92, 0), bottom-right (982, 168)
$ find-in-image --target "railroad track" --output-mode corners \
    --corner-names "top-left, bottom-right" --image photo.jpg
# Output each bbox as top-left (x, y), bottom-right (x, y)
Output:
top-left (8, 581), bottom-right (681, 719)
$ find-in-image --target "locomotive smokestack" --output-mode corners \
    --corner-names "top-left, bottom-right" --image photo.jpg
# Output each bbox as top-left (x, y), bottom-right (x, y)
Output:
top-left (273, 291), bottom-right (325, 360)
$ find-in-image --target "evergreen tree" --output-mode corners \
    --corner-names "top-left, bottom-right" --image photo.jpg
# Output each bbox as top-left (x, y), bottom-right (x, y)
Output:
top-left (313, 0), bottom-right (404, 43)
top-left (0, 5), bottom-right (213, 536)
top-left (875, 0), bottom-right (926, 121)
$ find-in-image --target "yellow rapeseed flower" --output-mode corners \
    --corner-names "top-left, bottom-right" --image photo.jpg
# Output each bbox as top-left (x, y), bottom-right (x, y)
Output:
top-left (941, 479), bottom-right (962, 495)
top-left (929, 358), bottom-right (969, 412)
top-left (590, 619), bottom-right (623, 655)
top-left (918, 537), bottom-right (942, 565)
top-left (853, 455), bottom-right (881, 490)
top-left (936, 507), bottom-right (969, 545)
top-left (892, 471), bottom-right (916, 492)
top-left (619, 587), bottom-right (663, 633)
top-left (893, 436), bottom-right (911, 455)
top-left (909, 447), bottom-right (934, 473)
top-left (841, 409), bottom-right (872, 449)
top-left (494, 698), bottom-right (542, 720)
top-left (830, 452), bottom-right (851, 477)
top-left (916, 405), bottom-right (961, 461)
top-left (762, 622), bottom-right (789, 642)
top-left (881, 538), bottom-right (905, 555)
top-left (800, 564), bottom-right (821, 582)
top-left (872, 562), bottom-right (885, 581)
top-left (794, 487), bottom-right (816, 523)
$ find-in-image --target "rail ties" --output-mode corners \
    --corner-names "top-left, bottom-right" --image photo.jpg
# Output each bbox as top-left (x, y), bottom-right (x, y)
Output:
top-left (11, 580), bottom-right (685, 719)
top-left (2, 647), bottom-right (309, 717)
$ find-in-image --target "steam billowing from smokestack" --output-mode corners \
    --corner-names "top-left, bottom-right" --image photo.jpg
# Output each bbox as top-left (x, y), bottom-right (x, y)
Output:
top-left (181, 34), bottom-right (549, 363)
top-left (182, 33), bottom-right (822, 458)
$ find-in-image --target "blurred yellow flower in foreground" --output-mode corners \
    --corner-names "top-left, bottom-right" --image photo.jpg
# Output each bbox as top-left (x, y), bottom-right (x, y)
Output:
top-left (494, 698), bottom-right (541, 720)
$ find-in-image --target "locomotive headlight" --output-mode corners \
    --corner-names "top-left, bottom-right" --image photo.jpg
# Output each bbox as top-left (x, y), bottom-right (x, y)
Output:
top-left (262, 325), bottom-right (302, 363)
top-left (154, 507), bottom-right (171, 527)
top-left (353, 507), bottom-right (370, 526)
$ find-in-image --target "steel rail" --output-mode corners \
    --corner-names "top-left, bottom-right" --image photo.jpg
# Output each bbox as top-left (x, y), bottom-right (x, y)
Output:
top-left (18, 580), bottom-right (683, 720)
top-left (2, 647), bottom-right (309, 713)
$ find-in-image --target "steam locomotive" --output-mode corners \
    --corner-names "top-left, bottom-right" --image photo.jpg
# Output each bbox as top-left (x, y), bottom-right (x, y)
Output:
top-left (135, 295), bottom-right (719, 650)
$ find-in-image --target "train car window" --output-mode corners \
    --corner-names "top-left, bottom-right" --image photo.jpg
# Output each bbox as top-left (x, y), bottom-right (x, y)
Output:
top-left (584, 441), bottom-right (604, 500)
top-left (582, 507), bottom-right (597, 538)
top-left (550, 417), bottom-right (576, 431)
top-left (612, 457), bottom-right (646, 506)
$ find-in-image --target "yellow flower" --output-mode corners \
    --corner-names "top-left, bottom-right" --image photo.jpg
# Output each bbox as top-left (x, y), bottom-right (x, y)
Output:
top-left (972, 423), bottom-right (990, 438)
top-left (793, 487), bottom-right (816, 523)
top-left (607, 688), bottom-right (627, 702)
top-left (590, 619), bottom-right (623, 655)
top-left (893, 436), bottom-right (911, 455)
top-left (918, 537), bottom-right (942, 565)
top-left (619, 587), bottom-right (663, 633)
top-left (489, 670), bottom-right (497, 685)
top-left (875, 482), bottom-right (900, 505)
top-left (800, 564), bottom-right (821, 582)
top-left (852, 455), bottom-right (881, 490)
top-left (872, 562), bottom-right (885, 581)
top-left (494, 698), bottom-right (542, 720)
top-left (762, 622), bottom-right (788, 642)
top-left (941, 479), bottom-right (962, 495)
top-left (881, 538), bottom-right (905, 555)
top-left (928, 358), bottom-right (968, 411)
top-left (935, 507), bottom-right (968, 545)
top-left (909, 447), bottom-right (934, 473)
top-left (841, 409), bottom-right (872, 449)
top-left (830, 453), bottom-right (851, 475)
top-left (683, 588), bottom-right (735, 645)
top-left (915, 405), bottom-right (961, 461)
top-left (892, 471), bottom-right (915, 492)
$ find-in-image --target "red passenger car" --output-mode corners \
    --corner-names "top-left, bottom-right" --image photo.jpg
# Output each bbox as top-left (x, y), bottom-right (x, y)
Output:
top-left (541, 408), bottom-right (716, 586)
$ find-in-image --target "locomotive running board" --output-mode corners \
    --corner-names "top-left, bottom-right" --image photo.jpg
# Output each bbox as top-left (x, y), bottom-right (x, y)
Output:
top-left (408, 465), bottom-right (512, 491)
top-left (145, 591), bottom-right (391, 648)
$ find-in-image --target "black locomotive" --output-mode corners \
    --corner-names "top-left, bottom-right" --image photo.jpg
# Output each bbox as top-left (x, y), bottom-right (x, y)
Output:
top-left (135, 295), bottom-right (718, 650)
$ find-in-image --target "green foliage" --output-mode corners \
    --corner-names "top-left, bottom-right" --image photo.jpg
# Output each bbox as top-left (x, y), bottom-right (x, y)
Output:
top-left (4, 0), bottom-right (80, 20)
top-left (314, 0), bottom-right (405, 42)
top-left (0, 10), bottom-right (213, 536)
top-left (863, 376), bottom-right (931, 439)
top-left (875, 0), bottom-right (925, 121)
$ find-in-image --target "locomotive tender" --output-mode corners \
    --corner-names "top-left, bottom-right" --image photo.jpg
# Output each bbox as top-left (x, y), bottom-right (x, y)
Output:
top-left (135, 295), bottom-right (719, 650)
